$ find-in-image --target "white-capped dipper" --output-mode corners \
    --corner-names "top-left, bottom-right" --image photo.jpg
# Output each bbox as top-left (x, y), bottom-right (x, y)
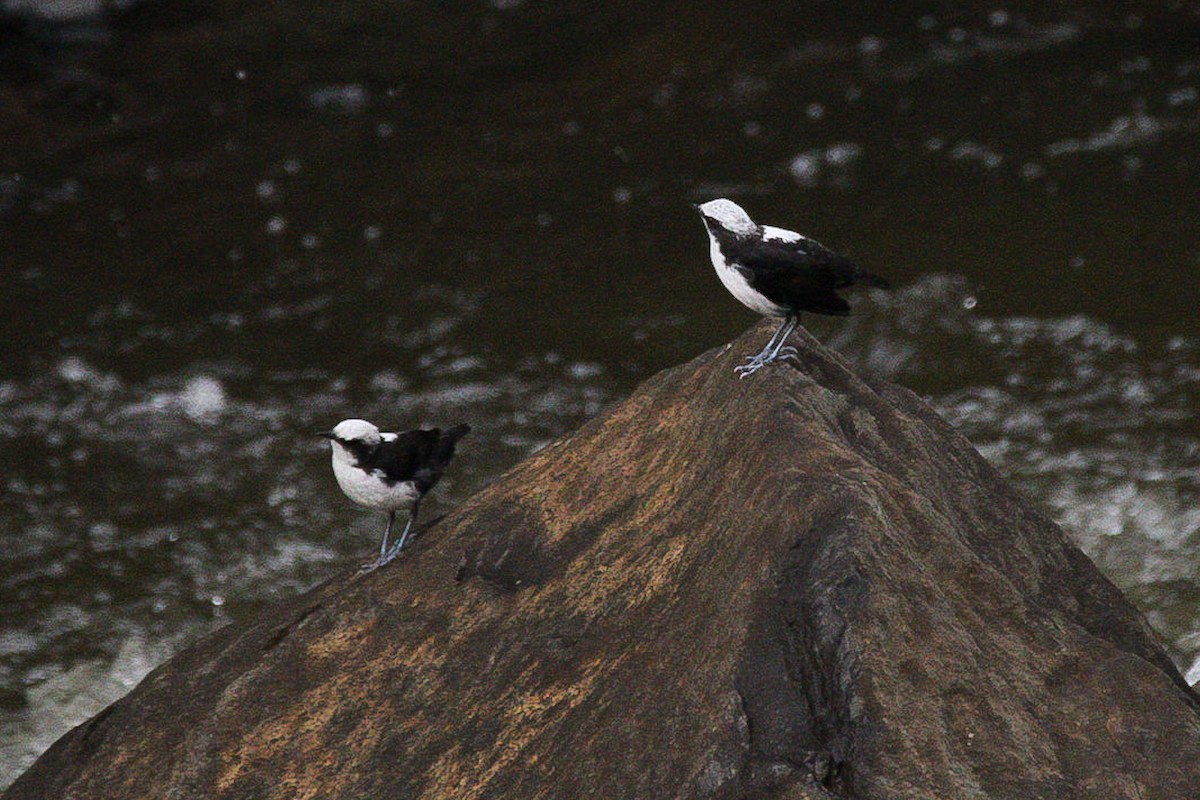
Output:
top-left (319, 419), bottom-right (470, 566)
top-left (694, 198), bottom-right (889, 377)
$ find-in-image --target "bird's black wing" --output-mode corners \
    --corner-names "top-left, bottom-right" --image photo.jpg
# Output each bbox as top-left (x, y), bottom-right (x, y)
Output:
top-left (732, 235), bottom-right (887, 316)
top-left (366, 429), bottom-right (442, 485)
top-left (361, 424), bottom-right (471, 493)
top-left (732, 238), bottom-right (855, 316)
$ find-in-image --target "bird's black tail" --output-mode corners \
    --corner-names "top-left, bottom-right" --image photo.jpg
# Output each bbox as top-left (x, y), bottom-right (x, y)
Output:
top-left (413, 423), bottom-right (471, 493)
top-left (443, 423), bottom-right (471, 443)
top-left (854, 267), bottom-right (890, 290)
top-left (434, 423), bottom-right (471, 464)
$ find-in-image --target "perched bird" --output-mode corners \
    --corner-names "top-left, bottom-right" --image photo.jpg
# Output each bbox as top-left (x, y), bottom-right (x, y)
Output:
top-left (318, 419), bottom-right (470, 567)
top-left (693, 198), bottom-right (889, 377)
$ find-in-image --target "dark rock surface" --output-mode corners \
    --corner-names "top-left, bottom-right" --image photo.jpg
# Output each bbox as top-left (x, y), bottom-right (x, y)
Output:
top-left (8, 322), bottom-right (1200, 800)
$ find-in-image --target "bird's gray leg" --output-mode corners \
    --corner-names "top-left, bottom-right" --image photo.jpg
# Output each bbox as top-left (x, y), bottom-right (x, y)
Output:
top-left (735, 317), bottom-right (793, 377)
top-left (749, 319), bottom-right (789, 360)
top-left (767, 316), bottom-right (799, 361)
top-left (371, 510), bottom-right (396, 567)
top-left (382, 502), bottom-right (420, 563)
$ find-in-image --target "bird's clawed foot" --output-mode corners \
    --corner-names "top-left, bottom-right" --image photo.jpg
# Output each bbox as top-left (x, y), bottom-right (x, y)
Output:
top-left (361, 548), bottom-right (401, 571)
top-left (735, 349), bottom-right (773, 377)
top-left (735, 359), bottom-right (768, 378)
top-left (732, 317), bottom-right (799, 378)
top-left (362, 508), bottom-right (418, 570)
top-left (361, 541), bottom-right (406, 571)
top-left (733, 346), bottom-right (798, 378)
top-left (378, 542), bottom-right (405, 566)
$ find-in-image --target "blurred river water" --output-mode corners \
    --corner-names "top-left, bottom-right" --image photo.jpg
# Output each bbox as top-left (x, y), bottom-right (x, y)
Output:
top-left (2, 0), bottom-right (1199, 786)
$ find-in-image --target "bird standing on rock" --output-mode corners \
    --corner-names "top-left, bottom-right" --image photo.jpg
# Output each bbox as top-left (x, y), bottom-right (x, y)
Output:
top-left (693, 198), bottom-right (890, 377)
top-left (319, 419), bottom-right (470, 567)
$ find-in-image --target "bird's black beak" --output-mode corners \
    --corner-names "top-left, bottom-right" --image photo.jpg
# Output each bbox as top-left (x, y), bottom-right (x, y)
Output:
top-left (689, 202), bottom-right (702, 212)
top-left (316, 431), bottom-right (335, 439)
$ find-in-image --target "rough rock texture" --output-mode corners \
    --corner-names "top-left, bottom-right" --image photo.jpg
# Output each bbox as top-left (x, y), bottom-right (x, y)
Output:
top-left (8, 323), bottom-right (1200, 800)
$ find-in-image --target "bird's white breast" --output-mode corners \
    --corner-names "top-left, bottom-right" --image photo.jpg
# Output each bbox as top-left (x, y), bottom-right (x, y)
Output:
top-left (331, 456), bottom-right (420, 511)
top-left (708, 234), bottom-right (787, 318)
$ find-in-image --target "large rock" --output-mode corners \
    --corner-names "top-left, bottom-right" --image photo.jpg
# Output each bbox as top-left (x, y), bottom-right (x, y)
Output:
top-left (8, 322), bottom-right (1200, 799)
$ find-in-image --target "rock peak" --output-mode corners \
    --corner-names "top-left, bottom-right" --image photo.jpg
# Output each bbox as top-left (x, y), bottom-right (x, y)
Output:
top-left (8, 321), bottom-right (1200, 799)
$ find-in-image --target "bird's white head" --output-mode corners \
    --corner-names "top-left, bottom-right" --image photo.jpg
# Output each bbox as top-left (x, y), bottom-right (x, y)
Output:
top-left (695, 198), bottom-right (758, 236)
top-left (328, 418), bottom-right (381, 445)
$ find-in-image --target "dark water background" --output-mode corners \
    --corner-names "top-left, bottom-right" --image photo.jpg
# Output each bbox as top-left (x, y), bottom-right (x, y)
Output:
top-left (2, 0), bottom-right (1199, 785)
